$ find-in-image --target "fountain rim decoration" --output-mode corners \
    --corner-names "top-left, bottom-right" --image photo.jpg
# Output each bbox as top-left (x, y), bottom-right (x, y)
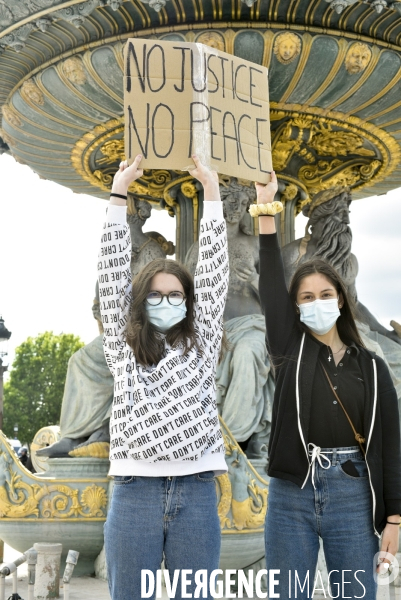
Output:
top-left (69, 104), bottom-right (400, 199)
top-left (4, 19), bottom-right (401, 107)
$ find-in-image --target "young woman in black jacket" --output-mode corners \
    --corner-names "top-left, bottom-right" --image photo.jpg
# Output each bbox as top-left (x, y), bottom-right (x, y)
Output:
top-left (256, 172), bottom-right (401, 599)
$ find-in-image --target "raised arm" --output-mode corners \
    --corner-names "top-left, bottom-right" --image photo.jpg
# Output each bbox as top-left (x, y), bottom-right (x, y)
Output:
top-left (189, 155), bottom-right (228, 354)
top-left (98, 155), bottom-right (143, 372)
top-left (257, 172), bottom-right (298, 359)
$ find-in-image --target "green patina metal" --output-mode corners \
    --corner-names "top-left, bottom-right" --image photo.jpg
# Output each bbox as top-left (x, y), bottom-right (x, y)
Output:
top-left (0, 1), bottom-right (400, 207)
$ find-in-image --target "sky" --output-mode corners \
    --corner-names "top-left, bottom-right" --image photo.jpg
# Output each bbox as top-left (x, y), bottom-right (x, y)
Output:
top-left (0, 152), bottom-right (400, 378)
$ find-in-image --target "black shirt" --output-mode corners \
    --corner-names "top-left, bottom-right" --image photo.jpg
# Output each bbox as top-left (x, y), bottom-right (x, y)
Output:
top-left (308, 340), bottom-right (365, 448)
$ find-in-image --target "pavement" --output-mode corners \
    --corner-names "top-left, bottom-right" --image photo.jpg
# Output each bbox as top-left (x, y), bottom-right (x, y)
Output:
top-left (2, 544), bottom-right (110, 600)
top-left (1, 543), bottom-right (399, 599)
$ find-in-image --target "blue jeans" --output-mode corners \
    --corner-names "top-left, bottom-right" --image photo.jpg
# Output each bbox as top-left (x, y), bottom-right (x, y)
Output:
top-left (104, 472), bottom-right (220, 600)
top-left (265, 447), bottom-right (379, 599)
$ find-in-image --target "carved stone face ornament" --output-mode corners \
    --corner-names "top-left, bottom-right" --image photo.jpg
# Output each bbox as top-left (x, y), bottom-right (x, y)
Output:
top-left (196, 31), bottom-right (225, 51)
top-left (1, 105), bottom-right (21, 127)
top-left (62, 57), bottom-right (87, 85)
top-left (21, 80), bottom-right (44, 105)
top-left (273, 32), bottom-right (301, 64)
top-left (345, 43), bottom-right (372, 74)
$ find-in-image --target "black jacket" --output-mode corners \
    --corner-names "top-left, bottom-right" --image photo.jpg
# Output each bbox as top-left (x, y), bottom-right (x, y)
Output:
top-left (259, 233), bottom-right (401, 536)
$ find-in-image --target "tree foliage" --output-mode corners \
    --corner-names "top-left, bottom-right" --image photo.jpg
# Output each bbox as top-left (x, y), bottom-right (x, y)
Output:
top-left (3, 332), bottom-right (84, 444)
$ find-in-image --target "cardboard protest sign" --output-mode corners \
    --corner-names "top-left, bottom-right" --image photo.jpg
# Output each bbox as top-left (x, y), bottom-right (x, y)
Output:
top-left (124, 38), bottom-right (272, 183)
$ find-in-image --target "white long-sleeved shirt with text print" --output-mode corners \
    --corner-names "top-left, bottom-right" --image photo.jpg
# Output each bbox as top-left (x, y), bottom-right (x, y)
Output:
top-left (98, 201), bottom-right (229, 476)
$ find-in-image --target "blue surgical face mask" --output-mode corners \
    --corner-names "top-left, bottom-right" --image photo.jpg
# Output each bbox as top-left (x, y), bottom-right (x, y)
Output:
top-left (297, 298), bottom-right (340, 335)
top-left (146, 297), bottom-right (187, 333)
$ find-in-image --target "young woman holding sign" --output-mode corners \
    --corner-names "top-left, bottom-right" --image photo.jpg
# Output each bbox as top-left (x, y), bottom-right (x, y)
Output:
top-left (99, 154), bottom-right (228, 600)
top-left (255, 172), bottom-right (401, 598)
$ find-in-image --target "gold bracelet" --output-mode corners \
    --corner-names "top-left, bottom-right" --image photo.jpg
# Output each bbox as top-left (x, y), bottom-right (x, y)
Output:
top-left (249, 201), bottom-right (284, 218)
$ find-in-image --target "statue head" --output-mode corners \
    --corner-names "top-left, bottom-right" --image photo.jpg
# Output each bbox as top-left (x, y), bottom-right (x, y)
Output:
top-left (273, 32), bottom-right (301, 64)
top-left (345, 43), bottom-right (372, 74)
top-left (127, 194), bottom-right (152, 224)
top-left (303, 186), bottom-right (352, 273)
top-left (196, 31), bottom-right (225, 51)
top-left (21, 80), bottom-right (44, 105)
top-left (220, 178), bottom-right (256, 228)
top-left (62, 57), bottom-right (87, 85)
top-left (1, 105), bottom-right (21, 128)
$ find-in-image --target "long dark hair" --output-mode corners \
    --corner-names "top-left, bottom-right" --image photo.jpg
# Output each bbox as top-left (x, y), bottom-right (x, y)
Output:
top-left (126, 258), bottom-right (199, 366)
top-left (288, 259), bottom-right (364, 347)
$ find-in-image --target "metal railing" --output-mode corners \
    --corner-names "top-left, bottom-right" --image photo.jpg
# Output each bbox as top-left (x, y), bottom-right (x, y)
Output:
top-left (0, 547), bottom-right (79, 600)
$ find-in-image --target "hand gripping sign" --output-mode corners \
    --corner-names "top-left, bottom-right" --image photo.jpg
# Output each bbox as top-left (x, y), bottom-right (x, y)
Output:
top-left (124, 39), bottom-right (272, 183)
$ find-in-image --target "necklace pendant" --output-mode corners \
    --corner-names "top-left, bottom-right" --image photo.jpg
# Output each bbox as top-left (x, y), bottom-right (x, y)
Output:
top-left (328, 356), bottom-right (332, 362)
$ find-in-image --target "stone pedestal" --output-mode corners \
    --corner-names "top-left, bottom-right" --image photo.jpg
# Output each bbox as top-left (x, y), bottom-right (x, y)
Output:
top-left (40, 458), bottom-right (109, 479)
top-left (33, 543), bottom-right (62, 599)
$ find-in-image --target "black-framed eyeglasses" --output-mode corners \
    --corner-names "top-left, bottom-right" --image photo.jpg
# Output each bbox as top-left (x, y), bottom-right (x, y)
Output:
top-left (146, 291), bottom-right (186, 306)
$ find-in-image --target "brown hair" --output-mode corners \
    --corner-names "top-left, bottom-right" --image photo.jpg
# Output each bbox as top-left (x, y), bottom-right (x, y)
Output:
top-left (288, 259), bottom-right (364, 347)
top-left (126, 259), bottom-right (199, 366)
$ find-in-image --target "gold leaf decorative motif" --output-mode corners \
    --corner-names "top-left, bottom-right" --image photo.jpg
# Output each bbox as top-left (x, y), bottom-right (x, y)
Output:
top-left (41, 486), bottom-right (81, 519)
top-left (300, 159), bottom-right (342, 181)
top-left (282, 183), bottom-right (298, 202)
top-left (231, 483), bottom-right (268, 530)
top-left (216, 473), bottom-right (232, 529)
top-left (80, 485), bottom-right (107, 517)
top-left (273, 32), bottom-right (301, 65)
top-left (71, 119), bottom-right (124, 193)
top-left (149, 169), bottom-right (172, 188)
top-left (0, 448), bottom-right (107, 520)
top-left (216, 423), bottom-right (269, 534)
top-left (69, 442), bottom-right (110, 458)
top-left (345, 43), bottom-right (372, 75)
top-left (291, 116), bottom-right (313, 129)
top-left (270, 111), bottom-right (287, 121)
top-left (271, 121), bottom-right (301, 171)
top-left (93, 170), bottom-right (113, 186)
top-left (360, 160), bottom-right (381, 180)
top-left (181, 181), bottom-right (197, 198)
top-left (298, 159), bottom-right (381, 196)
top-left (268, 107), bottom-right (395, 196)
top-left (98, 139), bottom-right (125, 165)
top-left (308, 131), bottom-right (375, 157)
top-left (69, 106), bottom-right (398, 201)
